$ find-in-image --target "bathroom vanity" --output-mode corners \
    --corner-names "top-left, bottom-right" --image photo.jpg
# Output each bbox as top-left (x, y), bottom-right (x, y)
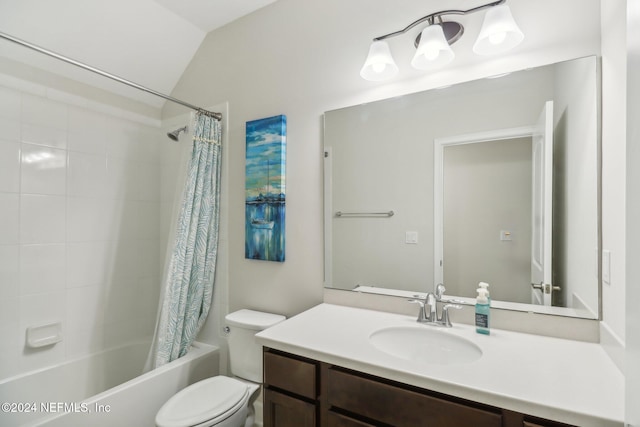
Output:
top-left (256, 304), bottom-right (623, 427)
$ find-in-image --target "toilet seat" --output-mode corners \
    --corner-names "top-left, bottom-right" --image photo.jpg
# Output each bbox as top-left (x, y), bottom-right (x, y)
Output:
top-left (156, 376), bottom-right (250, 427)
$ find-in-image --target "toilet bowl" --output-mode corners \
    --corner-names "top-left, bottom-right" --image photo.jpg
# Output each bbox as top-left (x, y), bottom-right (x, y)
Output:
top-left (155, 309), bottom-right (285, 427)
top-left (155, 376), bottom-right (259, 427)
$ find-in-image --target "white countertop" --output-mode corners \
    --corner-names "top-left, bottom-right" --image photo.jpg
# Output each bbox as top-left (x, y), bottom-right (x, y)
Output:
top-left (255, 303), bottom-right (624, 427)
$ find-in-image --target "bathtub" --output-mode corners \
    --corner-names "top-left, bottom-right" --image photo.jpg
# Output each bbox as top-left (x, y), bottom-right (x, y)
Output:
top-left (0, 341), bottom-right (219, 427)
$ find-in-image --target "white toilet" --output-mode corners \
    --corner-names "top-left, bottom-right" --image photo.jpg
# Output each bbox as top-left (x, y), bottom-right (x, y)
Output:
top-left (155, 309), bottom-right (286, 427)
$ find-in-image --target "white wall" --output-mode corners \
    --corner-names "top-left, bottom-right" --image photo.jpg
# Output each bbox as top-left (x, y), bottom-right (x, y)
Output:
top-left (164, 0), bottom-right (601, 319)
top-left (601, 0), bottom-right (628, 347)
top-left (444, 138), bottom-right (532, 303)
top-left (552, 57), bottom-right (599, 314)
top-left (0, 72), bottom-right (168, 380)
top-left (626, 1), bottom-right (640, 423)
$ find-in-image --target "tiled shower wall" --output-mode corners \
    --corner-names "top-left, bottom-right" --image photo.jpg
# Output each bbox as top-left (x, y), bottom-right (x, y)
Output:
top-left (0, 80), bottom-right (170, 379)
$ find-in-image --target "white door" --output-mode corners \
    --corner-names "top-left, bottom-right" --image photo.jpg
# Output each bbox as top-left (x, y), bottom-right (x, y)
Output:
top-left (531, 101), bottom-right (554, 305)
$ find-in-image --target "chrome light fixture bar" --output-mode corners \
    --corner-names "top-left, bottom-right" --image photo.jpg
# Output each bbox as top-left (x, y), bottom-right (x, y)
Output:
top-left (360, 0), bottom-right (524, 81)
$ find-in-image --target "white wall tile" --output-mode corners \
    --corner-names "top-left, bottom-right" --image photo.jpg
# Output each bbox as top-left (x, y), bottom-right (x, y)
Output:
top-left (138, 239), bottom-right (161, 279)
top-left (0, 79), bottom-right (171, 379)
top-left (20, 143), bottom-right (67, 195)
top-left (66, 241), bottom-right (108, 288)
top-left (137, 161), bottom-right (160, 201)
top-left (0, 245), bottom-right (19, 300)
top-left (65, 326), bottom-right (104, 359)
top-left (137, 276), bottom-right (161, 320)
top-left (68, 108), bottom-right (108, 155)
top-left (0, 193), bottom-right (20, 244)
top-left (0, 296), bottom-right (20, 379)
top-left (0, 117), bottom-right (21, 143)
top-left (20, 194), bottom-right (66, 244)
top-left (21, 124), bottom-right (67, 149)
top-left (106, 240), bottom-right (140, 281)
top-left (66, 285), bottom-right (104, 333)
top-left (105, 157), bottom-right (137, 199)
top-left (19, 244), bottom-right (66, 295)
top-left (0, 324), bottom-right (20, 379)
top-left (22, 94), bottom-right (68, 130)
top-left (137, 201), bottom-right (160, 240)
top-left (106, 199), bottom-right (140, 238)
top-left (0, 86), bottom-right (21, 120)
top-left (18, 291), bottom-right (66, 373)
top-left (0, 140), bottom-right (21, 193)
top-left (67, 151), bottom-right (107, 197)
top-left (105, 117), bottom-right (140, 159)
top-left (138, 128), bottom-right (162, 164)
top-left (103, 279), bottom-right (138, 325)
top-left (66, 196), bottom-right (108, 242)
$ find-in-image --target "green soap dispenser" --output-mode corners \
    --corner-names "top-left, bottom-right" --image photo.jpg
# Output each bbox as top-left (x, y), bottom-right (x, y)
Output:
top-left (475, 288), bottom-right (490, 335)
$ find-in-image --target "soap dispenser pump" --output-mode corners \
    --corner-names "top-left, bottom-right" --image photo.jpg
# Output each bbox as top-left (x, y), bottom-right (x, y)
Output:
top-left (475, 288), bottom-right (490, 335)
top-left (478, 281), bottom-right (491, 305)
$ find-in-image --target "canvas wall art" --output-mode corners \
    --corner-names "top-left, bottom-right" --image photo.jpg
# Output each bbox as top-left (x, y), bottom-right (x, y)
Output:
top-left (245, 115), bottom-right (287, 262)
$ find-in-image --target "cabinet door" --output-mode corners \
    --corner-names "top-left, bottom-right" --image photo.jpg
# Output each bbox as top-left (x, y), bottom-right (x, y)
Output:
top-left (264, 389), bottom-right (316, 427)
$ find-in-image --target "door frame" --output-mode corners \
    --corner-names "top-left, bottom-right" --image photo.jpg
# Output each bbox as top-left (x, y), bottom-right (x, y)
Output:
top-left (433, 126), bottom-right (535, 289)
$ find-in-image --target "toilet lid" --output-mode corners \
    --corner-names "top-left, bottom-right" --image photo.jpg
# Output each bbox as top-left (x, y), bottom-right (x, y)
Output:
top-left (156, 376), bottom-right (249, 427)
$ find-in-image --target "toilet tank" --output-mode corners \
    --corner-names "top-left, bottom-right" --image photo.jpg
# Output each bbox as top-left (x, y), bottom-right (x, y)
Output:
top-left (225, 309), bottom-right (285, 383)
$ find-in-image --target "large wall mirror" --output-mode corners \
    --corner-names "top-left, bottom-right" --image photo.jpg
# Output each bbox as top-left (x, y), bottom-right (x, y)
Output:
top-left (324, 56), bottom-right (599, 319)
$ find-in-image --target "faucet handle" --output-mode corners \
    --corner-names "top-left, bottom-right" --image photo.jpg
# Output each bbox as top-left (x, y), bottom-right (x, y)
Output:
top-left (408, 299), bottom-right (428, 322)
top-left (439, 304), bottom-right (462, 327)
top-left (435, 283), bottom-right (446, 300)
top-left (408, 298), bottom-right (425, 305)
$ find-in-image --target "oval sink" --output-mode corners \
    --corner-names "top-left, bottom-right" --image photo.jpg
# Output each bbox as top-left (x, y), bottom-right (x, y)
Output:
top-left (369, 326), bottom-right (482, 365)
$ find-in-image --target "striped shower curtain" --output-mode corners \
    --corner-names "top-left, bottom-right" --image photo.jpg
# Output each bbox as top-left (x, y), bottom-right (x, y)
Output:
top-left (153, 112), bottom-right (222, 368)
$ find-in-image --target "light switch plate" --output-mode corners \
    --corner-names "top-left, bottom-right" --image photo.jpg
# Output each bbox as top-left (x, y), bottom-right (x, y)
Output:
top-left (405, 231), bottom-right (418, 244)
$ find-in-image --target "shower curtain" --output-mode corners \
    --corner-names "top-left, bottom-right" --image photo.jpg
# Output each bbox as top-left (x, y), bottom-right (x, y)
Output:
top-left (152, 112), bottom-right (222, 368)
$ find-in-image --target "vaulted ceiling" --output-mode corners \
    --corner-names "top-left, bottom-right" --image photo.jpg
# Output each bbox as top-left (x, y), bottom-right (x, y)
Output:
top-left (0, 0), bottom-right (276, 108)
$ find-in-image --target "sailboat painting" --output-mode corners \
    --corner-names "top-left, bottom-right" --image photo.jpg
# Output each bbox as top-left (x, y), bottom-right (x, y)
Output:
top-left (245, 115), bottom-right (286, 262)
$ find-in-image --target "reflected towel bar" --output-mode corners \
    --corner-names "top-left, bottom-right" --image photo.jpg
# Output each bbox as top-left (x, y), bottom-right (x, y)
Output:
top-left (335, 211), bottom-right (394, 217)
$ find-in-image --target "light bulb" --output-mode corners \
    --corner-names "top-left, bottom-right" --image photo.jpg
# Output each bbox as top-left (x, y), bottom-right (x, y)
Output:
top-left (423, 47), bottom-right (440, 61)
top-left (411, 25), bottom-right (454, 70)
top-left (489, 32), bottom-right (506, 45)
top-left (360, 40), bottom-right (399, 81)
top-left (372, 62), bottom-right (387, 73)
top-left (473, 4), bottom-right (524, 55)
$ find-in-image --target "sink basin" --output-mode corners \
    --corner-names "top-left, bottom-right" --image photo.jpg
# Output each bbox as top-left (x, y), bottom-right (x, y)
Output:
top-left (369, 326), bottom-right (482, 365)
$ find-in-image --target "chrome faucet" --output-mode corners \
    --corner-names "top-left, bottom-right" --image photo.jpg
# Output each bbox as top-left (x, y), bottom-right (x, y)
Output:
top-left (409, 284), bottom-right (461, 327)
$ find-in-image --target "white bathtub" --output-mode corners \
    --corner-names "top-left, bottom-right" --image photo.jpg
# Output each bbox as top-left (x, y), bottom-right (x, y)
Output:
top-left (0, 341), bottom-right (219, 427)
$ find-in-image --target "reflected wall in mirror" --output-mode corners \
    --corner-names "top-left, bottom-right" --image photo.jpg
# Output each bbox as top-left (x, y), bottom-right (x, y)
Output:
top-left (324, 56), bottom-right (599, 319)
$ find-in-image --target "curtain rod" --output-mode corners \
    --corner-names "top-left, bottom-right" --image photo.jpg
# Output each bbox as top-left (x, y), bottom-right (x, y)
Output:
top-left (0, 31), bottom-right (222, 120)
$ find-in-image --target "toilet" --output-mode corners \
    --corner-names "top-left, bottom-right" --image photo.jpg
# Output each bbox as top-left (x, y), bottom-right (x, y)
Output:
top-left (155, 309), bottom-right (286, 427)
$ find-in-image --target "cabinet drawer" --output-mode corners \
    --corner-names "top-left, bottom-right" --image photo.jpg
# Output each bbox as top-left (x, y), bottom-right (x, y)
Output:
top-left (327, 411), bottom-right (376, 427)
top-left (264, 350), bottom-right (317, 399)
top-left (524, 418), bottom-right (577, 427)
top-left (327, 367), bottom-right (502, 427)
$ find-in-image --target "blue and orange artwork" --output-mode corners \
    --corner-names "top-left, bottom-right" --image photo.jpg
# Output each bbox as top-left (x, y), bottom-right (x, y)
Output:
top-left (245, 115), bottom-right (286, 262)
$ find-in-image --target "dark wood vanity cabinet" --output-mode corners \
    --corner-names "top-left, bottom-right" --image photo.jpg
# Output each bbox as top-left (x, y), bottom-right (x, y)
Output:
top-left (263, 348), bottom-right (577, 427)
top-left (263, 349), bottom-right (320, 427)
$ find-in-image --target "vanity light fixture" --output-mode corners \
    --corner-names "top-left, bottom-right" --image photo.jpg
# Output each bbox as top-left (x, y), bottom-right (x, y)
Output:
top-left (360, 0), bottom-right (524, 81)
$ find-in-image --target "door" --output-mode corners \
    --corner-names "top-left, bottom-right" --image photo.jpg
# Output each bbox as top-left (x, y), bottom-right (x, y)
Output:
top-left (530, 101), bottom-right (554, 305)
